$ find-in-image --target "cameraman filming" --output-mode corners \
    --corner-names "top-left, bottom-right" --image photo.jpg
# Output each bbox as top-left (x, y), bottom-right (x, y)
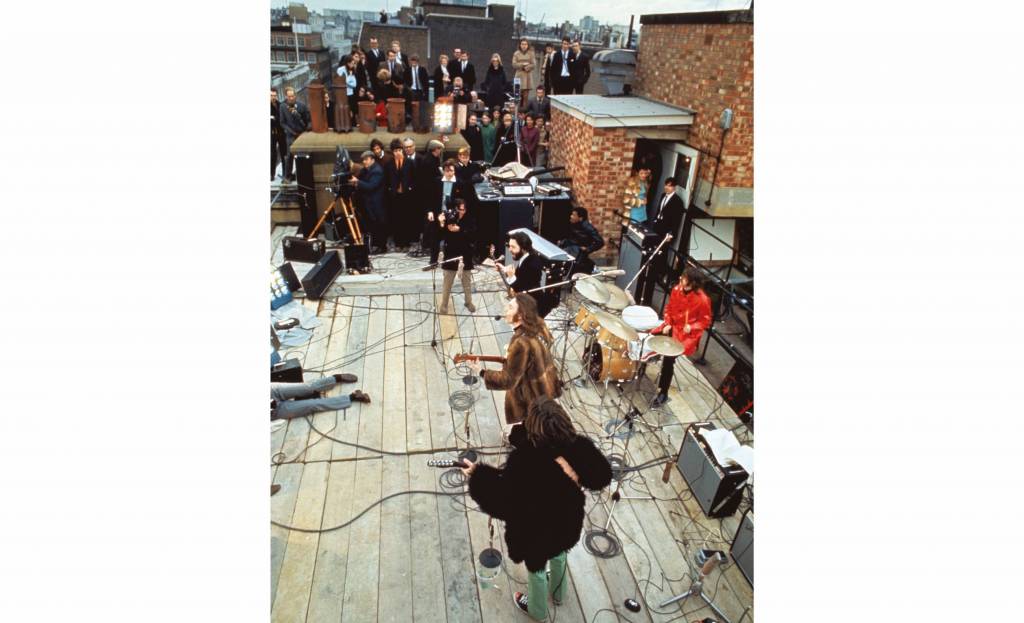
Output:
top-left (437, 198), bottom-right (476, 314)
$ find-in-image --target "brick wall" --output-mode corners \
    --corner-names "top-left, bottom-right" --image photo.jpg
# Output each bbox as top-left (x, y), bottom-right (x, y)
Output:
top-left (548, 108), bottom-right (636, 260)
top-left (634, 21), bottom-right (753, 190)
top-left (359, 25), bottom-right (430, 64)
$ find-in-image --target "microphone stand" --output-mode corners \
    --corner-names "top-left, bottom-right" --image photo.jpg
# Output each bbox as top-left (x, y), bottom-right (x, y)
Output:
top-left (623, 234), bottom-right (673, 303)
top-left (518, 269), bottom-right (624, 297)
top-left (658, 553), bottom-right (732, 623)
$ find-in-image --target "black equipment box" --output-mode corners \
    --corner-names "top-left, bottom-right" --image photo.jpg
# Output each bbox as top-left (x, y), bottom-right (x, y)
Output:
top-left (343, 244), bottom-right (371, 273)
top-left (676, 422), bottom-right (748, 518)
top-left (615, 220), bottom-right (662, 304)
top-left (730, 508), bottom-right (753, 587)
top-left (271, 358), bottom-right (303, 382)
top-left (277, 262), bottom-right (302, 292)
top-left (283, 236), bottom-right (326, 264)
top-left (301, 250), bottom-right (344, 300)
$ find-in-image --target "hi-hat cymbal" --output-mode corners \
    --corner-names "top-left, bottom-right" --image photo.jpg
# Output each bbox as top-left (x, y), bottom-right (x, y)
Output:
top-left (573, 276), bottom-right (610, 304)
top-left (646, 335), bottom-right (684, 357)
top-left (593, 310), bottom-right (639, 343)
top-left (603, 284), bottom-right (632, 310)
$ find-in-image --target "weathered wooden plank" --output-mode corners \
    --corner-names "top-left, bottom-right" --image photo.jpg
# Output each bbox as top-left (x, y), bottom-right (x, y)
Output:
top-left (378, 454), bottom-right (414, 622)
top-left (305, 295), bottom-right (369, 623)
top-left (407, 453), bottom-right (448, 622)
top-left (271, 462), bottom-right (303, 605)
top-left (303, 301), bottom-right (341, 464)
top-left (340, 296), bottom-right (387, 617)
top-left (422, 296), bottom-right (483, 623)
top-left (381, 294), bottom-right (408, 453)
top-left (271, 462), bottom-right (329, 623)
top-left (405, 294), bottom-right (434, 452)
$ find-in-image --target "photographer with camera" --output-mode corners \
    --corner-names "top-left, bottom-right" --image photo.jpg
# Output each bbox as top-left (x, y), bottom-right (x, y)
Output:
top-left (437, 198), bottom-right (476, 314)
top-left (422, 156), bottom-right (460, 267)
top-left (460, 397), bottom-right (612, 620)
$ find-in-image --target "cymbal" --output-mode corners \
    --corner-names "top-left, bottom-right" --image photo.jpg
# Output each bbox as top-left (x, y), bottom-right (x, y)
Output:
top-left (603, 284), bottom-right (632, 310)
top-left (573, 276), bottom-right (610, 304)
top-left (593, 310), bottom-right (639, 343)
top-left (646, 335), bottom-right (684, 357)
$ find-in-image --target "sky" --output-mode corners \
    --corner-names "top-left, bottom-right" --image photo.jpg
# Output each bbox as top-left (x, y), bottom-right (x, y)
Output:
top-left (271, 0), bottom-right (752, 28)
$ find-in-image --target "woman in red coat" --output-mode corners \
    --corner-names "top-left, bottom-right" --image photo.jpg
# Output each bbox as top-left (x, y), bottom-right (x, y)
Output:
top-left (650, 267), bottom-right (713, 406)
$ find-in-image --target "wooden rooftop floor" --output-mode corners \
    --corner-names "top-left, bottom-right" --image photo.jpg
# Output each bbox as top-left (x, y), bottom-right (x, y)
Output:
top-left (270, 226), bottom-right (754, 623)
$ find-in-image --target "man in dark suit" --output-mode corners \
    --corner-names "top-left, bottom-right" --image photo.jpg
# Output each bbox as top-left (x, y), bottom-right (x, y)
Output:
top-left (420, 142), bottom-right (448, 264)
top-left (350, 151), bottom-right (388, 253)
top-left (651, 177), bottom-right (686, 239)
top-left (384, 138), bottom-right (416, 249)
top-left (406, 54), bottom-right (429, 98)
top-left (504, 232), bottom-right (555, 317)
top-left (364, 37), bottom-right (383, 87)
top-left (526, 85), bottom-right (551, 122)
top-left (271, 88), bottom-right (286, 181)
top-left (558, 207), bottom-right (604, 276)
top-left (570, 41), bottom-right (591, 94)
top-left (456, 50), bottom-right (476, 92)
top-left (461, 113), bottom-right (484, 161)
top-left (550, 37), bottom-right (576, 95)
top-left (278, 86), bottom-right (310, 183)
top-left (541, 42), bottom-right (555, 94)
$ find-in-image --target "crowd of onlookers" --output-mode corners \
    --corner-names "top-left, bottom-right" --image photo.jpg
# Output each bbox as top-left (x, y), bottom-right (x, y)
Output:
top-left (272, 35), bottom-right (593, 182)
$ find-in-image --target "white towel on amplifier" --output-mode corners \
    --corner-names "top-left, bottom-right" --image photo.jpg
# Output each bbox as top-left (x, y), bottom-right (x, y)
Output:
top-left (701, 428), bottom-right (754, 476)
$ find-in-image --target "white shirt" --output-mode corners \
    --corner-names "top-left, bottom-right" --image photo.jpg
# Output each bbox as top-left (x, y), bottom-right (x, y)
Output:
top-left (461, 60), bottom-right (467, 72)
top-left (411, 66), bottom-right (419, 90)
top-left (441, 65), bottom-right (449, 77)
top-left (561, 52), bottom-right (570, 77)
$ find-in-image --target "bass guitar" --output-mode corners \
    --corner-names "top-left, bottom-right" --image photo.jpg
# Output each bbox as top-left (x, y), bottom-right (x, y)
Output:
top-left (453, 353), bottom-right (507, 365)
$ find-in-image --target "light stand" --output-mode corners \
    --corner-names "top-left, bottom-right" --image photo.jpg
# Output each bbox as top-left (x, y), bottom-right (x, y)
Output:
top-left (658, 554), bottom-right (732, 623)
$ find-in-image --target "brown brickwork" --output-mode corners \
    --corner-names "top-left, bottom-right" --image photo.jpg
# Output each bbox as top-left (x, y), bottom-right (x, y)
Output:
top-left (547, 108), bottom-right (636, 260)
top-left (634, 21), bottom-right (753, 190)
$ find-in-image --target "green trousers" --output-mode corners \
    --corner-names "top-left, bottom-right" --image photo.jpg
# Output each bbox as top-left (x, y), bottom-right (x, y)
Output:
top-left (525, 550), bottom-right (568, 621)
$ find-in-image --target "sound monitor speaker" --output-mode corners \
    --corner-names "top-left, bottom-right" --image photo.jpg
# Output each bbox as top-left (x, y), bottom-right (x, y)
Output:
top-left (730, 509), bottom-right (753, 587)
top-left (271, 358), bottom-right (303, 382)
top-left (295, 153), bottom-right (318, 236)
top-left (498, 198), bottom-right (534, 238)
top-left (676, 422), bottom-right (748, 518)
top-left (301, 250), bottom-right (343, 300)
top-left (277, 262), bottom-right (302, 292)
top-left (537, 198), bottom-right (572, 245)
top-left (282, 236), bottom-right (326, 264)
top-left (615, 221), bottom-right (659, 303)
top-left (343, 244), bottom-right (370, 273)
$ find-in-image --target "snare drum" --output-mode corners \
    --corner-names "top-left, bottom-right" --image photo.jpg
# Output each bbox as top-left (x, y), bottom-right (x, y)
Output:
top-left (586, 342), bottom-right (638, 383)
top-left (573, 304), bottom-right (602, 334)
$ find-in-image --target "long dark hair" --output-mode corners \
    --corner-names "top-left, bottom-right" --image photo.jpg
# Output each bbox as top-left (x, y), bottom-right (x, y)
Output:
top-left (524, 396), bottom-right (576, 448)
top-left (513, 293), bottom-right (553, 345)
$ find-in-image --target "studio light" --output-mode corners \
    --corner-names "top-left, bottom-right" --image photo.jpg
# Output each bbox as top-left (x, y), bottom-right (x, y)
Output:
top-left (433, 97), bottom-right (453, 133)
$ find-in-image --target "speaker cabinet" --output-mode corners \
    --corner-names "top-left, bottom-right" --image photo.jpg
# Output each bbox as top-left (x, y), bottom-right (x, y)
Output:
top-left (730, 509), bottom-right (753, 587)
top-left (676, 422), bottom-right (748, 518)
top-left (295, 153), bottom-right (318, 236)
top-left (615, 221), bottom-right (660, 303)
top-left (271, 358), bottom-right (303, 382)
top-left (283, 236), bottom-right (326, 264)
top-left (301, 250), bottom-right (343, 300)
top-left (498, 198), bottom-right (535, 239)
top-left (344, 244), bottom-right (370, 273)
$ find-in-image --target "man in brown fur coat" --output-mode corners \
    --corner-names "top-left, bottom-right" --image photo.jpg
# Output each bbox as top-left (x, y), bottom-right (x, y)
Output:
top-left (470, 293), bottom-right (562, 425)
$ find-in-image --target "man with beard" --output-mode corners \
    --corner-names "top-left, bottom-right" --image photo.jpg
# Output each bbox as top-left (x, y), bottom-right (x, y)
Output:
top-left (500, 232), bottom-right (555, 317)
top-left (279, 86), bottom-right (310, 183)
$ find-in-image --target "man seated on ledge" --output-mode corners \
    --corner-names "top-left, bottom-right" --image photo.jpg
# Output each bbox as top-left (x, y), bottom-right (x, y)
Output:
top-left (558, 206), bottom-right (604, 275)
top-left (270, 373), bottom-right (370, 420)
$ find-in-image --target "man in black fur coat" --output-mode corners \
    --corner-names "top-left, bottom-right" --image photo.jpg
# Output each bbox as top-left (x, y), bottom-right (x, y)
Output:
top-left (461, 397), bottom-right (612, 620)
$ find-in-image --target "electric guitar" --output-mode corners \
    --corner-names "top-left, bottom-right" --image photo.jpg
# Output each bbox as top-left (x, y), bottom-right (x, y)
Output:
top-left (453, 353), bottom-right (507, 365)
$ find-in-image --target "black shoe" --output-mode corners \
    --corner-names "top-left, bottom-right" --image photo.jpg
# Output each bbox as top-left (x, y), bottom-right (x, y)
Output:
top-left (512, 592), bottom-right (530, 614)
top-left (333, 373), bottom-right (358, 384)
top-left (652, 393), bottom-right (669, 407)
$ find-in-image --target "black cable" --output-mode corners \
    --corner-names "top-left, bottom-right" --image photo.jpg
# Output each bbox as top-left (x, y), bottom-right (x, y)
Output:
top-left (271, 488), bottom-right (466, 533)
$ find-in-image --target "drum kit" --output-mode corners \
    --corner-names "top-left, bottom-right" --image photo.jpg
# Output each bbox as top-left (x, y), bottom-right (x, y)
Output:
top-left (565, 274), bottom-right (681, 387)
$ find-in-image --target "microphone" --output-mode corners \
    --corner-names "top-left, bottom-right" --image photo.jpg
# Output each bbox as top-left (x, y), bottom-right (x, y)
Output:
top-left (599, 269), bottom-right (626, 277)
top-left (426, 458), bottom-right (469, 468)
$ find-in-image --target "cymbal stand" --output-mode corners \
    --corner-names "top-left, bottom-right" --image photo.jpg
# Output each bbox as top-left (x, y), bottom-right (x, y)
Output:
top-left (605, 355), bottom-right (662, 438)
top-left (658, 554), bottom-right (732, 623)
top-left (602, 401), bottom-right (655, 533)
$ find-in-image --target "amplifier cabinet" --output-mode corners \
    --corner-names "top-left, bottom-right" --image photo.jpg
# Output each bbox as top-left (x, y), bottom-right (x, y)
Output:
top-left (301, 251), bottom-right (344, 300)
top-left (283, 236), bottom-right (326, 264)
top-left (271, 358), bottom-right (303, 383)
top-left (676, 422), bottom-right (748, 518)
top-left (730, 509), bottom-right (753, 587)
top-left (615, 221), bottom-right (660, 303)
top-left (294, 153), bottom-right (318, 236)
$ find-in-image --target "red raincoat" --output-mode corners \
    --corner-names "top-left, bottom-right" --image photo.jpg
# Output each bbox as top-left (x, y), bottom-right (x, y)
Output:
top-left (652, 286), bottom-right (713, 356)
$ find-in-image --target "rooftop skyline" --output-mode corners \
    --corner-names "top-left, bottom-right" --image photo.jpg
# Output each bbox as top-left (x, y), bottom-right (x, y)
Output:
top-left (271, 0), bottom-right (752, 29)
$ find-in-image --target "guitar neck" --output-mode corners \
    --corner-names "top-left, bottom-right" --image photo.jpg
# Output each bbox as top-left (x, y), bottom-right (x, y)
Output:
top-left (454, 354), bottom-right (507, 365)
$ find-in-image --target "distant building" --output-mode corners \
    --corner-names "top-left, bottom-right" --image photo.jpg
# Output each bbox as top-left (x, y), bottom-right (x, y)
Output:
top-left (287, 2), bottom-right (309, 23)
top-left (271, 23), bottom-right (332, 84)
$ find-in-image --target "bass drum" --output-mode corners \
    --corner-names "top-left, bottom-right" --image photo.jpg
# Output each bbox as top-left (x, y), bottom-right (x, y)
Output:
top-left (586, 342), bottom-right (638, 383)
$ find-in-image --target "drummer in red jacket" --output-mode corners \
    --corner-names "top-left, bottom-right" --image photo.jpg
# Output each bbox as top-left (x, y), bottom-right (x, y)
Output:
top-left (650, 267), bottom-right (713, 406)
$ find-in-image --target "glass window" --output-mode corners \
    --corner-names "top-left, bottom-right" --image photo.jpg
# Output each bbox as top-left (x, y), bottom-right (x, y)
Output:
top-left (286, 52), bottom-right (296, 62)
top-left (307, 53), bottom-right (316, 63)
